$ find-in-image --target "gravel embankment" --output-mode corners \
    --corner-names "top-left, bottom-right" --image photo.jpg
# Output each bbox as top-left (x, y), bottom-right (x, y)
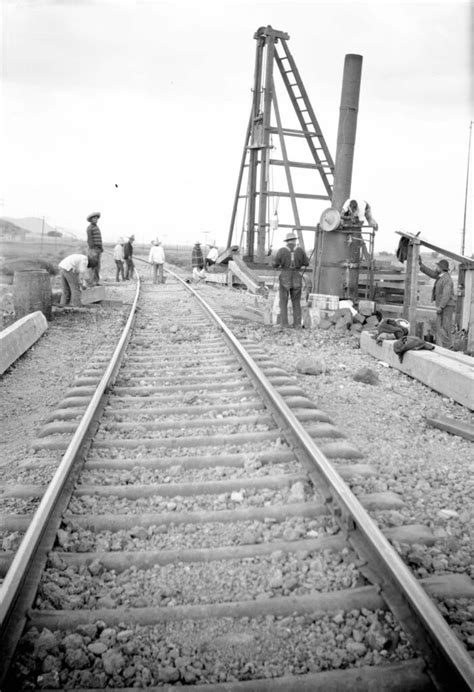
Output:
top-left (1, 273), bottom-right (473, 688)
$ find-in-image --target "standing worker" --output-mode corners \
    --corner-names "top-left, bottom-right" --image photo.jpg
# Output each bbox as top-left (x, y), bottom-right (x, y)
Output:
top-left (58, 253), bottom-right (98, 307)
top-left (86, 212), bottom-right (103, 285)
top-left (192, 241), bottom-right (204, 281)
top-left (123, 235), bottom-right (135, 280)
top-left (272, 230), bottom-right (309, 329)
top-left (418, 256), bottom-right (455, 348)
top-left (113, 237), bottom-right (125, 282)
top-left (149, 239), bottom-right (166, 284)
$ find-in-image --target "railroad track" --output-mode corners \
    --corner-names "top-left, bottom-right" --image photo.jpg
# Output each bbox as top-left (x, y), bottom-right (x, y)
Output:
top-left (0, 270), bottom-right (473, 691)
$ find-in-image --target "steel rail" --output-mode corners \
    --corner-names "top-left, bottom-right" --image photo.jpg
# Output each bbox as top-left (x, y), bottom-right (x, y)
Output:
top-left (167, 267), bottom-right (474, 692)
top-left (0, 276), bottom-right (141, 632)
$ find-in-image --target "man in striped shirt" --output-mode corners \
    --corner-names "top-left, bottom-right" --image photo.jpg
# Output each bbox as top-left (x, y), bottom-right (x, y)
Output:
top-left (86, 212), bottom-right (103, 286)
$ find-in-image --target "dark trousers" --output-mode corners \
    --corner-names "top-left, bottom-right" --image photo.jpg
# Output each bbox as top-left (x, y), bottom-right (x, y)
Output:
top-left (115, 260), bottom-right (125, 281)
top-left (87, 248), bottom-right (102, 285)
top-left (124, 258), bottom-right (134, 280)
top-left (435, 306), bottom-right (454, 348)
top-left (279, 285), bottom-right (302, 327)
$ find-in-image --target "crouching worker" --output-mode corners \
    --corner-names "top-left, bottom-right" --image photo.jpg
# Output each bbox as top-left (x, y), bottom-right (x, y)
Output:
top-left (58, 253), bottom-right (98, 307)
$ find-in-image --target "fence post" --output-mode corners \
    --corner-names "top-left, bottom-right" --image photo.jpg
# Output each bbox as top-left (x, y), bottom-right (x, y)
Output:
top-left (402, 240), bottom-right (420, 334)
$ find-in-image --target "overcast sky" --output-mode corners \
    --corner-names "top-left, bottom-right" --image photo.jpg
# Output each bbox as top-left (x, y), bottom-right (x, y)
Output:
top-left (1, 0), bottom-right (473, 255)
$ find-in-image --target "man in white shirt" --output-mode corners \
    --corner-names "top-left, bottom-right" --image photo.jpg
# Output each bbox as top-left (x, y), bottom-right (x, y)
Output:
top-left (58, 254), bottom-right (98, 307)
top-left (113, 238), bottom-right (125, 282)
top-left (205, 242), bottom-right (219, 271)
top-left (341, 199), bottom-right (378, 230)
top-left (148, 240), bottom-right (166, 284)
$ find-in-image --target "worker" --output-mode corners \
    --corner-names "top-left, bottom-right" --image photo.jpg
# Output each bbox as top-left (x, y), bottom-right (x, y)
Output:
top-left (123, 235), bottom-right (135, 280)
top-left (113, 237), bottom-right (125, 282)
top-left (58, 253), bottom-right (98, 307)
top-left (149, 239), bottom-right (166, 284)
top-left (418, 257), bottom-right (455, 348)
top-left (192, 241), bottom-right (205, 281)
top-left (86, 212), bottom-right (103, 285)
top-left (205, 241), bottom-right (218, 270)
top-left (341, 199), bottom-right (378, 230)
top-left (272, 230), bottom-right (309, 329)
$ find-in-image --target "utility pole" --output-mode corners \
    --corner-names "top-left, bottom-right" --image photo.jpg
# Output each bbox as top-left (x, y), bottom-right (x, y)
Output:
top-left (461, 121), bottom-right (473, 256)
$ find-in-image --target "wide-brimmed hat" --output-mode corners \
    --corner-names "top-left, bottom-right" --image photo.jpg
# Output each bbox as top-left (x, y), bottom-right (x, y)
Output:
top-left (86, 212), bottom-right (101, 222)
top-left (284, 231), bottom-right (298, 242)
top-left (436, 259), bottom-right (449, 271)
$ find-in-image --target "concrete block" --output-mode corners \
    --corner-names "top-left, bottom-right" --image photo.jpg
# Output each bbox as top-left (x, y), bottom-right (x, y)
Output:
top-left (0, 311), bottom-right (48, 375)
top-left (360, 332), bottom-right (474, 410)
top-left (358, 300), bottom-right (376, 316)
top-left (81, 286), bottom-right (107, 304)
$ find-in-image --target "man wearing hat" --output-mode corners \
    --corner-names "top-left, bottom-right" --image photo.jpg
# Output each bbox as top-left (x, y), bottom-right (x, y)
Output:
top-left (191, 241), bottom-right (205, 281)
top-left (272, 231), bottom-right (309, 328)
top-left (113, 237), bottom-right (125, 282)
top-left (86, 212), bottom-right (103, 285)
top-left (123, 235), bottom-right (135, 280)
top-left (418, 256), bottom-right (455, 348)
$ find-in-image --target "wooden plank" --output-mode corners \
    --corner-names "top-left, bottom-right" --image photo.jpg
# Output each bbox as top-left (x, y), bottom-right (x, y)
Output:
top-left (396, 230), bottom-right (474, 266)
top-left (0, 311), bottom-right (48, 375)
top-left (228, 258), bottom-right (262, 294)
top-left (360, 332), bottom-right (474, 410)
top-left (425, 415), bottom-right (474, 442)
top-left (462, 267), bottom-right (474, 351)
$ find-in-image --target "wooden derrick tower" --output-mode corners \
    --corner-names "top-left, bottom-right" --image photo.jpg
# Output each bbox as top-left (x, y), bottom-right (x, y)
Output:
top-left (227, 26), bottom-right (335, 263)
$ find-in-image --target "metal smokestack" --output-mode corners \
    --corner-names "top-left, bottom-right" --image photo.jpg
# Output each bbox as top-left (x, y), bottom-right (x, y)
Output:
top-left (332, 54), bottom-right (363, 210)
top-left (315, 54), bottom-right (363, 297)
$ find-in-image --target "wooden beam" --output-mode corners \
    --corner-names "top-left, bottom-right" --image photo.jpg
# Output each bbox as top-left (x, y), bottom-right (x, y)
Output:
top-left (228, 258), bottom-right (263, 294)
top-left (396, 231), bottom-right (474, 266)
top-left (269, 159), bottom-right (320, 170)
top-left (425, 415), bottom-right (474, 442)
top-left (267, 191), bottom-right (329, 200)
top-left (462, 267), bottom-right (474, 351)
top-left (360, 332), bottom-right (474, 410)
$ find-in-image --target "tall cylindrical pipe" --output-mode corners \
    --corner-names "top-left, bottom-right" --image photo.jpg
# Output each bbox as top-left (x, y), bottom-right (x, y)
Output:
top-left (317, 54), bottom-right (363, 297)
top-left (332, 54), bottom-right (363, 211)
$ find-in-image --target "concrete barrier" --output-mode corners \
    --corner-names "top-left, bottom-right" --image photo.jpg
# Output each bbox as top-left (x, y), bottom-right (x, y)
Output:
top-left (0, 311), bottom-right (48, 375)
top-left (360, 332), bottom-right (474, 410)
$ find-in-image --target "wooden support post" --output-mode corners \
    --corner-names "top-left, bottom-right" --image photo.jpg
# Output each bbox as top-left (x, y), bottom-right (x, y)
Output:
top-left (462, 267), bottom-right (474, 353)
top-left (402, 240), bottom-right (420, 335)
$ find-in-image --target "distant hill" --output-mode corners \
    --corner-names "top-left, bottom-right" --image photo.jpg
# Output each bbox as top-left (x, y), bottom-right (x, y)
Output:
top-left (0, 218), bottom-right (27, 237)
top-left (0, 217), bottom-right (78, 239)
